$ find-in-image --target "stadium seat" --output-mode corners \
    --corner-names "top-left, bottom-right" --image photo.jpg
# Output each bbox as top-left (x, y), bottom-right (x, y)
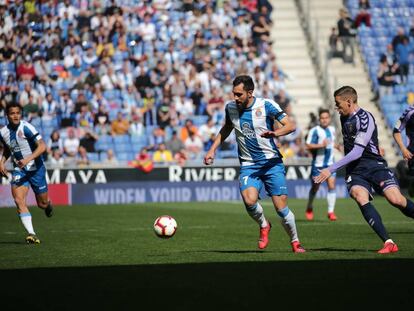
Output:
top-left (130, 135), bottom-right (148, 145)
top-left (113, 135), bottom-right (130, 144)
top-left (114, 143), bottom-right (132, 153)
top-left (87, 152), bottom-right (99, 162)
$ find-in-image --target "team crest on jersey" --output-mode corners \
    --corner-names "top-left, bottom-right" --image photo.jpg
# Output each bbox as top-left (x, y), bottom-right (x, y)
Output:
top-left (255, 109), bottom-right (262, 117)
top-left (242, 122), bottom-right (256, 139)
top-left (18, 130), bottom-right (23, 138)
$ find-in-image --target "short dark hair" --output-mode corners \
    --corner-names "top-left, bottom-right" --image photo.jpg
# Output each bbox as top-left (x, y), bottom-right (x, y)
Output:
top-left (5, 102), bottom-right (22, 114)
top-left (334, 86), bottom-right (358, 103)
top-left (318, 108), bottom-right (330, 116)
top-left (233, 75), bottom-right (255, 92)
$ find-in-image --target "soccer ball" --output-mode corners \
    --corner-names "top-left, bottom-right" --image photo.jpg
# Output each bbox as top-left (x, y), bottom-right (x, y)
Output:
top-left (153, 215), bottom-right (177, 238)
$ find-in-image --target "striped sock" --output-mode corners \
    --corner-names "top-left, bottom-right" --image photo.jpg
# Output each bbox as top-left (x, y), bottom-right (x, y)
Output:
top-left (359, 203), bottom-right (389, 242)
top-left (277, 206), bottom-right (299, 242)
top-left (245, 202), bottom-right (268, 228)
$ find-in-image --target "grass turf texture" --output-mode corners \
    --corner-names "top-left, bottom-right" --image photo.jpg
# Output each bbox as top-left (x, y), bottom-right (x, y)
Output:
top-left (1, 198), bottom-right (414, 309)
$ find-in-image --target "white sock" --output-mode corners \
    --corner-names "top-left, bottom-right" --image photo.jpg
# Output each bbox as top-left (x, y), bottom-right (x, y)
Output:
top-left (327, 190), bottom-right (336, 213)
top-left (245, 202), bottom-right (268, 228)
top-left (277, 207), bottom-right (299, 242)
top-left (19, 213), bottom-right (35, 235)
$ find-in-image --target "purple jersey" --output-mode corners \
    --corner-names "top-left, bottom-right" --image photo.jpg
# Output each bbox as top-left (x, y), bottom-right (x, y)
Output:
top-left (394, 106), bottom-right (414, 152)
top-left (340, 108), bottom-right (384, 174)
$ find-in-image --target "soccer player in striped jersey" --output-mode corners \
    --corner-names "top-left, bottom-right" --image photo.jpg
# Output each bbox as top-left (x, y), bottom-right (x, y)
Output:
top-left (0, 102), bottom-right (53, 244)
top-left (203, 75), bottom-right (305, 253)
top-left (315, 86), bottom-right (414, 254)
top-left (305, 109), bottom-right (338, 221)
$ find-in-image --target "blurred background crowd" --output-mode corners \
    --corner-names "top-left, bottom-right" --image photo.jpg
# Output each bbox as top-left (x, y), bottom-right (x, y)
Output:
top-left (0, 0), bottom-right (310, 168)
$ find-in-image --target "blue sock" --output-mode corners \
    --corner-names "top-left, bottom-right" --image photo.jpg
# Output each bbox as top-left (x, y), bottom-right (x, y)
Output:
top-left (401, 199), bottom-right (414, 219)
top-left (359, 202), bottom-right (390, 242)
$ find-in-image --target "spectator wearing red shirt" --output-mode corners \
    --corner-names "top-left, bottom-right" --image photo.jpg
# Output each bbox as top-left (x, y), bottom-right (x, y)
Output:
top-left (17, 55), bottom-right (36, 81)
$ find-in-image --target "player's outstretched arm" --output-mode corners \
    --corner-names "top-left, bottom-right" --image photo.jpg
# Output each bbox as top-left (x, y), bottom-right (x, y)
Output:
top-left (203, 123), bottom-right (233, 165)
top-left (16, 139), bottom-right (47, 169)
top-left (306, 139), bottom-right (328, 151)
top-left (393, 130), bottom-right (413, 161)
top-left (261, 115), bottom-right (295, 138)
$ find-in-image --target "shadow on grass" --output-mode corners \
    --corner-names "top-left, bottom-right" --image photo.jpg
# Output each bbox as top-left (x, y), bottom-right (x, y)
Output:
top-left (0, 241), bottom-right (25, 245)
top-left (1, 259), bottom-right (414, 310)
top-left (204, 250), bottom-right (265, 254)
top-left (309, 247), bottom-right (373, 252)
top-left (388, 231), bottom-right (414, 235)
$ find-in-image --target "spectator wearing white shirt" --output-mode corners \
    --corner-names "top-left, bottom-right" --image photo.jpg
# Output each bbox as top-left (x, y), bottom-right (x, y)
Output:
top-left (41, 93), bottom-right (58, 120)
top-left (50, 149), bottom-right (65, 168)
top-left (129, 114), bottom-right (145, 136)
top-left (64, 47), bottom-right (81, 69)
top-left (101, 66), bottom-right (120, 90)
top-left (58, 0), bottom-right (79, 21)
top-left (199, 116), bottom-right (218, 144)
top-left (138, 13), bottom-right (156, 42)
top-left (63, 128), bottom-right (80, 165)
top-left (184, 130), bottom-right (204, 160)
top-left (19, 83), bottom-right (40, 107)
top-left (117, 62), bottom-right (134, 90)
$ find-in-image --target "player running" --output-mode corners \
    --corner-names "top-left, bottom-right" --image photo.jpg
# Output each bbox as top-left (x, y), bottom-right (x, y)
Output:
top-left (204, 75), bottom-right (305, 253)
top-left (315, 86), bottom-right (414, 254)
top-left (0, 102), bottom-right (53, 244)
top-left (393, 103), bottom-right (414, 175)
top-left (305, 109), bottom-right (338, 221)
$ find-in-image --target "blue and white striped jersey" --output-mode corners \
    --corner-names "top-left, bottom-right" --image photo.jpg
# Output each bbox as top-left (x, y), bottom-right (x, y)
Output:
top-left (306, 125), bottom-right (335, 167)
top-left (225, 97), bottom-right (286, 165)
top-left (0, 121), bottom-right (44, 171)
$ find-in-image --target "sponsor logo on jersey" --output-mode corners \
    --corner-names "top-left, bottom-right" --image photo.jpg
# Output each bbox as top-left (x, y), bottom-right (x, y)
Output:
top-left (10, 139), bottom-right (20, 152)
top-left (242, 122), bottom-right (256, 139)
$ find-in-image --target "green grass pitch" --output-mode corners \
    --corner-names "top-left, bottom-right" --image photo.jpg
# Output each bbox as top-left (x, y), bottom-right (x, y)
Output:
top-left (1, 198), bottom-right (414, 309)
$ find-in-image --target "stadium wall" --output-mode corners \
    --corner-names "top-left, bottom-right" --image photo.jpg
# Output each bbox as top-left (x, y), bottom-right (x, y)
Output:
top-left (0, 166), bottom-right (348, 207)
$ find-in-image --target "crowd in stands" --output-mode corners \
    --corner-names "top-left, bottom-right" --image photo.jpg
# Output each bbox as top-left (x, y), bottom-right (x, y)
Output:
top-left (333, 0), bottom-right (414, 139)
top-left (333, 0), bottom-right (414, 98)
top-left (0, 0), bottom-right (313, 168)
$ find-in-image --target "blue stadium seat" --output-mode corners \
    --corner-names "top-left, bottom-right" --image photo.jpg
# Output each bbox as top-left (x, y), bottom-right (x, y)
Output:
top-left (116, 152), bottom-right (131, 162)
top-left (113, 134), bottom-right (130, 144)
top-left (131, 143), bottom-right (146, 154)
top-left (99, 151), bottom-right (108, 161)
top-left (114, 143), bottom-right (132, 153)
top-left (87, 152), bottom-right (99, 162)
top-left (130, 135), bottom-right (148, 145)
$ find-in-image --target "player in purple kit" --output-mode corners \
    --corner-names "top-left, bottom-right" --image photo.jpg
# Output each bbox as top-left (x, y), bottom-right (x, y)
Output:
top-left (393, 104), bottom-right (414, 175)
top-left (315, 86), bottom-right (414, 254)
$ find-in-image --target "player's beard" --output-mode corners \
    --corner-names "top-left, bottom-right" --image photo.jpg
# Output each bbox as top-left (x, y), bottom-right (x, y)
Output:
top-left (236, 98), bottom-right (249, 111)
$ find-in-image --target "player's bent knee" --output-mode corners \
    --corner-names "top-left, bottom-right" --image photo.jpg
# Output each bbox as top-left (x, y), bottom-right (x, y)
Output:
top-left (243, 198), bottom-right (258, 207)
top-left (387, 195), bottom-right (406, 208)
top-left (349, 188), bottom-right (368, 205)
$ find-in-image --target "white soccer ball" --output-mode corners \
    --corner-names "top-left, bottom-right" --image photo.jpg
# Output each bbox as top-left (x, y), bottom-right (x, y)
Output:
top-left (153, 215), bottom-right (177, 238)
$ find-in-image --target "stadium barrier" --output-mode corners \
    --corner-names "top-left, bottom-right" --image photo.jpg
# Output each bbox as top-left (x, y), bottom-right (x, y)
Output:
top-left (0, 166), bottom-right (348, 207)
